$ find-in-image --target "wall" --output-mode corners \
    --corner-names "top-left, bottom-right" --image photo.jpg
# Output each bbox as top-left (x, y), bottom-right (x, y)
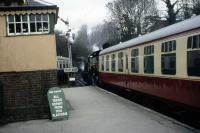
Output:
top-left (0, 70), bottom-right (57, 121)
top-left (0, 13), bottom-right (58, 121)
top-left (0, 15), bottom-right (57, 72)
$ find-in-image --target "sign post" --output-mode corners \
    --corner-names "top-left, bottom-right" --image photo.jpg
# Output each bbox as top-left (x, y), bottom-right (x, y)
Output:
top-left (64, 67), bottom-right (78, 82)
top-left (64, 67), bottom-right (78, 73)
top-left (47, 87), bottom-right (68, 120)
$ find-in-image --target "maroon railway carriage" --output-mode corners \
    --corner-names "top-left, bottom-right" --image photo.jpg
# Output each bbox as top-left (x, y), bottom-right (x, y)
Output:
top-left (99, 15), bottom-right (200, 110)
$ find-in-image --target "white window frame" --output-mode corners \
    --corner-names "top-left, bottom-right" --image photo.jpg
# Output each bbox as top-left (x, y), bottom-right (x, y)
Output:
top-left (187, 34), bottom-right (200, 77)
top-left (111, 54), bottom-right (116, 72)
top-left (144, 45), bottom-right (154, 74)
top-left (131, 48), bottom-right (139, 73)
top-left (118, 52), bottom-right (124, 72)
top-left (7, 14), bottom-right (50, 36)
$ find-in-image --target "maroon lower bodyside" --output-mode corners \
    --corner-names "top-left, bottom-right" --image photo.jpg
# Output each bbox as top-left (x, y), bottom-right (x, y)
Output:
top-left (99, 72), bottom-right (200, 110)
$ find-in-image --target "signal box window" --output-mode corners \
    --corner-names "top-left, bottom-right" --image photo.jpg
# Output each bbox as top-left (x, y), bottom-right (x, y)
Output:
top-left (144, 45), bottom-right (154, 74)
top-left (161, 40), bottom-right (176, 75)
top-left (118, 52), bottom-right (123, 72)
top-left (30, 14), bottom-right (49, 33)
top-left (131, 48), bottom-right (139, 73)
top-left (101, 56), bottom-right (104, 71)
top-left (7, 14), bottom-right (49, 36)
top-left (111, 54), bottom-right (116, 72)
top-left (187, 35), bottom-right (200, 76)
top-left (106, 55), bottom-right (110, 71)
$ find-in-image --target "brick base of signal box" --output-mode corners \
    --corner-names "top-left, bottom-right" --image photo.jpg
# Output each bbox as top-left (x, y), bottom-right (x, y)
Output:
top-left (0, 70), bottom-right (57, 123)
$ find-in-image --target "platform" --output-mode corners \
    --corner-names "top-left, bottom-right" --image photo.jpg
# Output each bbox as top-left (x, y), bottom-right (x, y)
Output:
top-left (0, 86), bottom-right (199, 133)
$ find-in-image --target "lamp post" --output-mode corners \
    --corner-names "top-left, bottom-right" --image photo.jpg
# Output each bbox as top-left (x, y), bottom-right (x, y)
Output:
top-left (66, 31), bottom-right (72, 68)
top-left (58, 17), bottom-right (77, 83)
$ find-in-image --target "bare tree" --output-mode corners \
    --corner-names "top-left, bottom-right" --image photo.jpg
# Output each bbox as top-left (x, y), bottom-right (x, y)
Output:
top-left (106, 0), bottom-right (159, 42)
top-left (161, 0), bottom-right (182, 25)
top-left (89, 21), bottom-right (120, 49)
top-left (102, 21), bottom-right (121, 46)
top-left (181, 0), bottom-right (192, 19)
top-left (163, 0), bottom-right (200, 22)
top-left (106, 0), bottom-right (136, 41)
top-left (167, 0), bottom-right (200, 21)
top-left (142, 15), bottom-right (165, 33)
top-left (192, 0), bottom-right (200, 15)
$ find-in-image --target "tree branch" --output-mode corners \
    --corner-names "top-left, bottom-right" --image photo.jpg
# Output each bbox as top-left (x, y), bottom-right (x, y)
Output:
top-left (172, 0), bottom-right (179, 8)
top-left (175, 7), bottom-right (182, 15)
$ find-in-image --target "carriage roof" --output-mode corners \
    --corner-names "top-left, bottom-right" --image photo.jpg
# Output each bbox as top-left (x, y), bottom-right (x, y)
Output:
top-left (100, 15), bottom-right (200, 56)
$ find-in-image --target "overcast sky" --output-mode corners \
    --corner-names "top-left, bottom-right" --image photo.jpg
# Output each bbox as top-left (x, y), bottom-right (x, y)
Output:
top-left (47, 0), bottom-right (166, 33)
top-left (47, 0), bottom-right (112, 32)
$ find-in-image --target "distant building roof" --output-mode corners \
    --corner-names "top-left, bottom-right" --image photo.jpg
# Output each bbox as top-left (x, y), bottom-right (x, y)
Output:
top-left (0, 0), bottom-right (58, 11)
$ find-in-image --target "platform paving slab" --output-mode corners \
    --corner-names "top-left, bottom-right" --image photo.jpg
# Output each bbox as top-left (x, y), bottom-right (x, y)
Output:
top-left (0, 86), bottom-right (199, 133)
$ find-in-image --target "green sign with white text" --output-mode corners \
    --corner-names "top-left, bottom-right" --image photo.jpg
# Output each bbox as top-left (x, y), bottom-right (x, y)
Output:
top-left (47, 87), bottom-right (68, 120)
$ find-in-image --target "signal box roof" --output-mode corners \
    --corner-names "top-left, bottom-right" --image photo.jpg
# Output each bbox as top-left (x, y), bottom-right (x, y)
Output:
top-left (0, 0), bottom-right (58, 11)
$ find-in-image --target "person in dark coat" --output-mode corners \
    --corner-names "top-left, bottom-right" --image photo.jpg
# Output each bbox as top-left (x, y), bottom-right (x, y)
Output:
top-left (90, 65), bottom-right (98, 85)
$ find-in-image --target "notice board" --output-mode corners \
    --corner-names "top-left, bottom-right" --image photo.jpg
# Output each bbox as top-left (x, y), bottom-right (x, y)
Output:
top-left (47, 87), bottom-right (68, 120)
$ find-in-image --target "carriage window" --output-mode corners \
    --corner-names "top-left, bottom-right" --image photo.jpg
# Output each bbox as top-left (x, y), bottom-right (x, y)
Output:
top-left (144, 45), bottom-right (154, 55)
top-left (144, 45), bottom-right (154, 74)
top-left (111, 54), bottom-right (116, 71)
top-left (131, 48), bottom-right (139, 73)
top-left (161, 40), bottom-right (176, 75)
top-left (187, 35), bottom-right (200, 76)
top-left (126, 54), bottom-right (128, 70)
top-left (161, 53), bottom-right (176, 75)
top-left (106, 55), bottom-right (110, 71)
top-left (101, 56), bottom-right (104, 71)
top-left (188, 35), bottom-right (200, 49)
top-left (161, 40), bottom-right (176, 52)
top-left (118, 52), bottom-right (123, 72)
